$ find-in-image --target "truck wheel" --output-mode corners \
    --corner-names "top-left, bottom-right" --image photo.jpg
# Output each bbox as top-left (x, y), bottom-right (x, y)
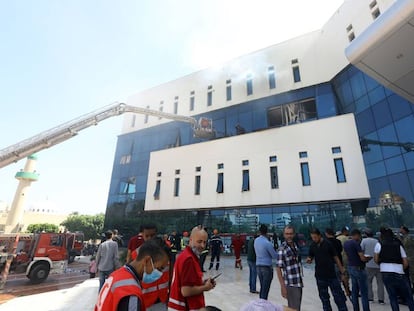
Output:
top-left (29, 263), bottom-right (50, 284)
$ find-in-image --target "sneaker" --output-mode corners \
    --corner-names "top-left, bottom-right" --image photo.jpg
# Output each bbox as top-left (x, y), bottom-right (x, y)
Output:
top-left (378, 300), bottom-right (385, 305)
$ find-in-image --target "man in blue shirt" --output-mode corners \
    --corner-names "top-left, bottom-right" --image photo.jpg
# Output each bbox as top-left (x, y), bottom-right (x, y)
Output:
top-left (344, 229), bottom-right (371, 311)
top-left (254, 224), bottom-right (277, 300)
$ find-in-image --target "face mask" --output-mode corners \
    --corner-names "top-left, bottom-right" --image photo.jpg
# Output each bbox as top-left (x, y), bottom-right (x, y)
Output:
top-left (143, 258), bottom-right (163, 283)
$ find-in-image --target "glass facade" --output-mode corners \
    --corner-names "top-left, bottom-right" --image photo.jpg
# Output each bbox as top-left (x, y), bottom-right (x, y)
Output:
top-left (332, 65), bottom-right (414, 230)
top-left (105, 64), bottom-right (414, 244)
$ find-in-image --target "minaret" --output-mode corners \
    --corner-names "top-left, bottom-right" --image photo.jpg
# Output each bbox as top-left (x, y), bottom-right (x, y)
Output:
top-left (4, 154), bottom-right (39, 233)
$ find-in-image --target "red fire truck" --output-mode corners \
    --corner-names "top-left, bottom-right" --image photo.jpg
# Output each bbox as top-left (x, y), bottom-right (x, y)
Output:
top-left (0, 231), bottom-right (84, 284)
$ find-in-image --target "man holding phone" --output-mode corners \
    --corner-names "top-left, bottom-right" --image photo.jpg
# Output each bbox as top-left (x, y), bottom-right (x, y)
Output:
top-left (168, 226), bottom-right (216, 311)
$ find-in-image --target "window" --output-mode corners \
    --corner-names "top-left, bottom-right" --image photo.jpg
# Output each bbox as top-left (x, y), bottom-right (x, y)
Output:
top-left (119, 178), bottom-right (136, 194)
top-left (157, 172), bottom-right (162, 177)
top-left (158, 102), bottom-right (163, 120)
top-left (174, 98), bottom-right (178, 114)
top-left (332, 147), bottom-right (342, 154)
top-left (175, 169), bottom-right (180, 174)
top-left (269, 155), bottom-right (277, 162)
top-left (292, 66), bottom-right (301, 83)
top-left (207, 85), bottom-right (213, 106)
top-left (246, 74), bottom-right (253, 95)
top-left (299, 151), bottom-right (308, 158)
top-left (348, 32), bottom-right (355, 42)
top-left (270, 166), bottom-right (279, 189)
top-left (267, 98), bottom-right (316, 127)
top-left (217, 173), bottom-right (224, 193)
top-left (154, 180), bottom-right (161, 199)
top-left (334, 158), bottom-right (347, 183)
top-left (195, 175), bottom-right (201, 195)
top-left (144, 105), bottom-right (149, 123)
top-left (301, 162), bottom-right (311, 186)
top-left (242, 170), bottom-right (250, 191)
top-left (120, 155), bottom-right (131, 164)
top-left (268, 66), bottom-right (276, 89)
top-left (174, 178), bottom-right (180, 196)
top-left (217, 163), bottom-right (224, 169)
top-left (372, 8), bottom-right (380, 19)
top-left (226, 79), bottom-right (232, 101)
top-left (195, 166), bottom-right (201, 172)
top-left (190, 96), bottom-right (195, 111)
top-left (346, 24), bottom-right (355, 42)
top-left (242, 160), bottom-right (249, 166)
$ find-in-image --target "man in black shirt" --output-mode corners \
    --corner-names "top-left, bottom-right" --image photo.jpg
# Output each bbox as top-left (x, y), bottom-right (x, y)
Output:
top-left (307, 228), bottom-right (348, 311)
top-left (325, 227), bottom-right (351, 297)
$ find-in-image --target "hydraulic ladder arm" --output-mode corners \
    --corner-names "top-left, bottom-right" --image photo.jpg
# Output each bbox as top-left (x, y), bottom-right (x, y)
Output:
top-left (0, 102), bottom-right (209, 169)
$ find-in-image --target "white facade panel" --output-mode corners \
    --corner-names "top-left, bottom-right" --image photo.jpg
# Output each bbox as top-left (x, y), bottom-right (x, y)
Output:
top-left (122, 0), bottom-right (395, 136)
top-left (145, 114), bottom-right (369, 211)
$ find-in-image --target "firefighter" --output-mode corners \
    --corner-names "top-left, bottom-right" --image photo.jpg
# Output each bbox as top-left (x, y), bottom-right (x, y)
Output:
top-left (95, 239), bottom-right (169, 311)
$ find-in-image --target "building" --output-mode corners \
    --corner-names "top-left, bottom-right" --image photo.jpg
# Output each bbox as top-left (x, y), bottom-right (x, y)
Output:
top-left (105, 0), bottom-right (414, 236)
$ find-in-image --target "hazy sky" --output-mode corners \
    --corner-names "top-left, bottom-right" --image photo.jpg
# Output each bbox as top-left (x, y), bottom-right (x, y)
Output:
top-left (0, 0), bottom-right (343, 215)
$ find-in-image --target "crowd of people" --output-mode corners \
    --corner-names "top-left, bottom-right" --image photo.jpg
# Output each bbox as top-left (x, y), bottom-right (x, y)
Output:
top-left (90, 222), bottom-right (414, 311)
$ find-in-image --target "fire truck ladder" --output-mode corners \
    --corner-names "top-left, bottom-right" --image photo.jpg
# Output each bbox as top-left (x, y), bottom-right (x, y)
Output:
top-left (0, 102), bottom-right (213, 169)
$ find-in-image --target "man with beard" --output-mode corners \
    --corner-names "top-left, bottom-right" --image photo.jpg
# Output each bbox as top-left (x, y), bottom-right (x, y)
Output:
top-left (276, 225), bottom-right (303, 311)
top-left (168, 226), bottom-right (216, 311)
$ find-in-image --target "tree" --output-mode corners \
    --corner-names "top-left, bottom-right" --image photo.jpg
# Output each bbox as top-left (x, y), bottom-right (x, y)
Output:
top-left (26, 223), bottom-right (58, 233)
top-left (61, 213), bottom-right (104, 241)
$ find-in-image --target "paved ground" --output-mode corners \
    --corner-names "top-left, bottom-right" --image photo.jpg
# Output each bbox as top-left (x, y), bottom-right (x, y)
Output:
top-left (0, 255), bottom-right (410, 310)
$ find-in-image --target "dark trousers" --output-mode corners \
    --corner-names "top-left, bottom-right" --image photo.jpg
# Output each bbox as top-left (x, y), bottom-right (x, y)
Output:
top-left (382, 272), bottom-right (414, 311)
top-left (348, 266), bottom-right (370, 311)
top-left (315, 277), bottom-right (348, 311)
top-left (209, 250), bottom-right (220, 270)
top-left (247, 260), bottom-right (257, 292)
top-left (257, 265), bottom-right (273, 300)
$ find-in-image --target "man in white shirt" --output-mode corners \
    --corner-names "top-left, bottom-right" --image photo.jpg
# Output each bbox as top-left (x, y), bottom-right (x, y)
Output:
top-left (374, 227), bottom-right (414, 311)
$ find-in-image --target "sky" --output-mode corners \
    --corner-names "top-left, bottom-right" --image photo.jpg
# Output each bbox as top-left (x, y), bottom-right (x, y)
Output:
top-left (0, 0), bottom-right (344, 215)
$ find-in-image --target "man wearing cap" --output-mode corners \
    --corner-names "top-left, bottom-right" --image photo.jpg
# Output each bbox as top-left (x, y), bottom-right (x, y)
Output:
top-left (96, 230), bottom-right (120, 292)
top-left (361, 228), bottom-right (384, 304)
top-left (343, 229), bottom-right (371, 311)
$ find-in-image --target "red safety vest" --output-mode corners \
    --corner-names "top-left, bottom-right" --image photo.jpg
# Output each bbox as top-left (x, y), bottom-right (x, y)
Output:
top-left (95, 266), bottom-right (146, 311)
top-left (168, 246), bottom-right (205, 311)
top-left (141, 267), bottom-right (170, 308)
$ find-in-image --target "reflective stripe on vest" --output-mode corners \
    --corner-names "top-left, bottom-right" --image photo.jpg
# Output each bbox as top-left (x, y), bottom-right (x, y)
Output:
top-left (111, 279), bottom-right (141, 293)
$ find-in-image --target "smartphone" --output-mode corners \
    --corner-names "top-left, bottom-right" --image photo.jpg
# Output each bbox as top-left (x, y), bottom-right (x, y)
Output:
top-left (212, 273), bottom-right (222, 280)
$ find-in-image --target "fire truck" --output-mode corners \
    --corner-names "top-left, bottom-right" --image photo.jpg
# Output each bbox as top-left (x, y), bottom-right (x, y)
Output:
top-left (0, 231), bottom-right (84, 284)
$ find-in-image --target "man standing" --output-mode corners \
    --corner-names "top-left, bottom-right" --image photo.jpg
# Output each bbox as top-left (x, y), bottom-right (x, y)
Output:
top-left (343, 229), bottom-right (371, 311)
top-left (168, 230), bottom-right (181, 266)
top-left (276, 225), bottom-right (303, 311)
top-left (130, 224), bottom-right (158, 262)
top-left (96, 230), bottom-right (120, 292)
top-left (95, 239), bottom-right (169, 311)
top-left (400, 225), bottom-right (414, 290)
top-left (231, 234), bottom-right (244, 269)
top-left (209, 229), bottom-right (223, 271)
top-left (254, 224), bottom-right (277, 300)
top-left (374, 227), bottom-right (414, 311)
top-left (168, 226), bottom-right (216, 311)
top-left (247, 235), bottom-right (258, 294)
top-left (360, 228), bottom-right (384, 304)
top-left (307, 228), bottom-right (348, 311)
top-left (127, 226), bottom-right (144, 263)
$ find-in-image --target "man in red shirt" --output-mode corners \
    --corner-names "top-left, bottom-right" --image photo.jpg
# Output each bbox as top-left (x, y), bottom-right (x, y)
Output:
top-left (168, 226), bottom-right (216, 310)
top-left (127, 224), bottom-right (158, 263)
